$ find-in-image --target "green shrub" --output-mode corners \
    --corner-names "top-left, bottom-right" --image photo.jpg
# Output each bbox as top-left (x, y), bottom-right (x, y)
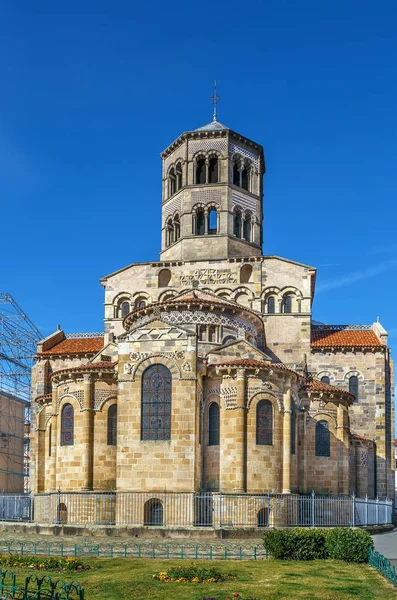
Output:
top-left (263, 528), bottom-right (328, 560)
top-left (153, 563), bottom-right (235, 583)
top-left (326, 528), bottom-right (374, 563)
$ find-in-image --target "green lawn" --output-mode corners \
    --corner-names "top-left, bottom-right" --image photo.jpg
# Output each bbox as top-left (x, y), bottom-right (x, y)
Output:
top-left (9, 558), bottom-right (397, 600)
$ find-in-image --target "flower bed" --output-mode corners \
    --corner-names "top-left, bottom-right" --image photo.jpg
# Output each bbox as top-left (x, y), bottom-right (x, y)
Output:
top-left (153, 563), bottom-right (235, 584)
top-left (0, 553), bottom-right (90, 571)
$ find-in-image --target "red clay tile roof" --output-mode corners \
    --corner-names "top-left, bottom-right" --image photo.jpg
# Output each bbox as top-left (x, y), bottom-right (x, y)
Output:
top-left (50, 361), bottom-right (117, 379)
top-left (307, 379), bottom-right (354, 397)
top-left (38, 337), bottom-right (104, 356)
top-left (208, 358), bottom-right (301, 377)
top-left (311, 329), bottom-right (383, 348)
top-left (351, 433), bottom-right (374, 443)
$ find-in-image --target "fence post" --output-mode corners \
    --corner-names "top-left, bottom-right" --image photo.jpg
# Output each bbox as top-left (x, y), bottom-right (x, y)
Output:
top-left (311, 490), bottom-right (315, 527)
top-left (365, 494), bottom-right (368, 527)
top-left (164, 488), bottom-right (166, 527)
top-left (56, 487), bottom-right (61, 524)
top-left (109, 488), bottom-right (113, 526)
top-left (352, 492), bottom-right (355, 527)
top-left (376, 497), bottom-right (379, 526)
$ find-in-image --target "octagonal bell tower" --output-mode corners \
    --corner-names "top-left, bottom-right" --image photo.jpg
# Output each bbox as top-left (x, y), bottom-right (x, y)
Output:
top-left (160, 117), bottom-right (265, 262)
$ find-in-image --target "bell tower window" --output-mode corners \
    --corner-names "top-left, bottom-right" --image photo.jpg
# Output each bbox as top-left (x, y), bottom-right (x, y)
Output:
top-left (176, 164), bottom-right (182, 190)
top-left (243, 211), bottom-right (252, 241)
top-left (234, 210), bottom-right (242, 237)
top-left (196, 209), bottom-right (205, 235)
top-left (241, 166), bottom-right (250, 191)
top-left (196, 159), bottom-right (206, 184)
top-left (208, 209), bottom-right (217, 234)
top-left (208, 157), bottom-right (218, 183)
top-left (233, 162), bottom-right (240, 186)
top-left (169, 168), bottom-right (176, 197)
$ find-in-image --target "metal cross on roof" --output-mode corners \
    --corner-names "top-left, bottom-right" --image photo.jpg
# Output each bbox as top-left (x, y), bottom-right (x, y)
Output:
top-left (210, 80), bottom-right (220, 122)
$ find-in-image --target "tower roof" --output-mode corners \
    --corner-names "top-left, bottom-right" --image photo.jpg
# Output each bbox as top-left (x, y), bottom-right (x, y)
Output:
top-left (194, 119), bottom-right (229, 132)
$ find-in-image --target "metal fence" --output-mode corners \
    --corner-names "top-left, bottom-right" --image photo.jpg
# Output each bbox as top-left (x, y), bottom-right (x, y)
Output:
top-left (368, 548), bottom-right (397, 587)
top-left (0, 491), bottom-right (393, 528)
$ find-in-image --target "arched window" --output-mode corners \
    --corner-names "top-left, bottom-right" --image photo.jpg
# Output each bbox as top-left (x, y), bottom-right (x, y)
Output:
top-left (208, 209), bottom-right (217, 234)
top-left (196, 209), bottom-right (205, 235)
top-left (208, 157), bottom-right (218, 183)
top-left (349, 375), bottom-right (359, 401)
top-left (176, 164), bottom-right (182, 191)
top-left (121, 301), bottom-right (130, 319)
top-left (241, 166), bottom-right (250, 191)
top-left (58, 502), bottom-right (68, 524)
top-left (141, 365), bottom-right (172, 440)
top-left (166, 218), bottom-right (174, 247)
top-left (61, 403), bottom-right (74, 446)
top-left (267, 296), bottom-right (276, 314)
top-left (257, 507), bottom-right (269, 527)
top-left (208, 402), bottom-right (220, 446)
top-left (256, 400), bottom-right (273, 445)
top-left (169, 168), bottom-right (176, 196)
top-left (233, 210), bottom-right (242, 237)
top-left (243, 212), bottom-right (251, 241)
top-left (158, 269), bottom-right (171, 288)
top-left (240, 264), bottom-right (253, 284)
top-left (222, 335), bottom-right (236, 344)
top-left (321, 376), bottom-right (330, 385)
top-left (144, 498), bottom-right (163, 526)
top-left (196, 158), bottom-right (206, 184)
top-left (315, 420), bottom-right (330, 457)
top-left (282, 294), bottom-right (293, 313)
top-left (107, 404), bottom-right (117, 446)
top-left (290, 405), bottom-right (296, 455)
top-left (174, 214), bottom-right (180, 241)
top-left (135, 298), bottom-right (147, 309)
top-left (233, 162), bottom-right (240, 186)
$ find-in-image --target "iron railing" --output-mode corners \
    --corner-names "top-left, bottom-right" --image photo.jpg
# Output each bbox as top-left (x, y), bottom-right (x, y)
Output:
top-left (368, 548), bottom-right (397, 587)
top-left (0, 569), bottom-right (84, 599)
top-left (0, 491), bottom-right (393, 528)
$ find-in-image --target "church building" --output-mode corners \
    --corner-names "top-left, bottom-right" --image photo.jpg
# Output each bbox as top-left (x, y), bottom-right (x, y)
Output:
top-left (30, 115), bottom-right (395, 523)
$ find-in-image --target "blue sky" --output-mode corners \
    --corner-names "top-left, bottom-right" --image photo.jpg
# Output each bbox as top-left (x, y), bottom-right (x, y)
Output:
top-left (1, 0), bottom-right (396, 354)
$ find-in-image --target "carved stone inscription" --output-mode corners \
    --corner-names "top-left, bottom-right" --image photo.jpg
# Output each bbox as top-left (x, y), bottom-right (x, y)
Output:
top-left (180, 269), bottom-right (237, 286)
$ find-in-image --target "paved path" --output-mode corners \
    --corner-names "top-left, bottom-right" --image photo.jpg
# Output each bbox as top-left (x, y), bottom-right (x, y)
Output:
top-left (372, 528), bottom-right (397, 559)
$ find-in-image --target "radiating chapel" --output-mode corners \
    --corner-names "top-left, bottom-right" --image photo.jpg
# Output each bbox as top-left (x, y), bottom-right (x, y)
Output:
top-left (31, 115), bottom-right (395, 509)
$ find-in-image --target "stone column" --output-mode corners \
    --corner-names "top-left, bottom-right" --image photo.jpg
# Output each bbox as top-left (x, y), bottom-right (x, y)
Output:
top-left (282, 388), bottom-right (291, 494)
top-left (81, 375), bottom-right (94, 491)
top-left (204, 209), bottom-right (208, 235)
top-left (336, 403), bottom-right (350, 495)
top-left (219, 370), bottom-right (246, 493)
top-left (47, 387), bottom-right (58, 492)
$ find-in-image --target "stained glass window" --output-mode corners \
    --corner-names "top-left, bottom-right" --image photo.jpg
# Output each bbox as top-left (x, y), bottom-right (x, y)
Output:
top-left (349, 376), bottom-right (359, 402)
top-left (121, 301), bottom-right (130, 318)
top-left (267, 296), bottom-right (275, 314)
top-left (208, 402), bottom-right (220, 446)
top-left (141, 365), bottom-right (172, 441)
top-left (256, 400), bottom-right (273, 445)
top-left (107, 404), bottom-right (117, 446)
top-left (315, 420), bottom-right (330, 457)
top-left (61, 403), bottom-right (74, 446)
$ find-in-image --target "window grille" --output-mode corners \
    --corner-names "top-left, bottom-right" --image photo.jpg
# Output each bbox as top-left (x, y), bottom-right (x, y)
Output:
top-left (256, 400), bottom-right (273, 445)
top-left (315, 420), bottom-right (330, 457)
top-left (141, 365), bottom-right (172, 441)
top-left (349, 375), bottom-right (359, 401)
top-left (61, 404), bottom-right (74, 446)
top-left (208, 402), bottom-right (220, 446)
top-left (107, 404), bottom-right (117, 446)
